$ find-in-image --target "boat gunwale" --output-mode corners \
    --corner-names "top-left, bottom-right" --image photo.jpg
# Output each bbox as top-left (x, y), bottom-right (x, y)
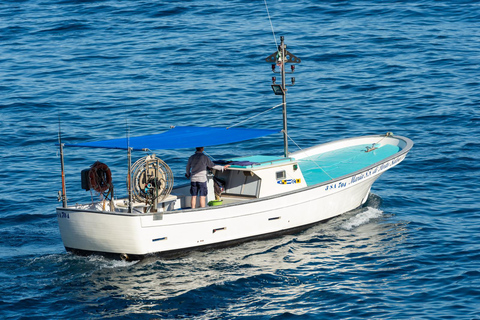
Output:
top-left (290, 134), bottom-right (412, 159)
top-left (56, 134), bottom-right (413, 217)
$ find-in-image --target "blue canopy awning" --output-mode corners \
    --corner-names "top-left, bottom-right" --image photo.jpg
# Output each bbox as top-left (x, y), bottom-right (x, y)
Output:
top-left (64, 126), bottom-right (279, 151)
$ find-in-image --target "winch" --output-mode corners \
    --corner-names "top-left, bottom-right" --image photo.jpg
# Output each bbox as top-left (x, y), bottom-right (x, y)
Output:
top-left (131, 154), bottom-right (174, 212)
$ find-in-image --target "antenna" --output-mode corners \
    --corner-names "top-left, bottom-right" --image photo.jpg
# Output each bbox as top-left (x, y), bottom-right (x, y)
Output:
top-left (58, 111), bottom-right (67, 208)
top-left (125, 116), bottom-right (133, 213)
top-left (57, 112), bottom-right (62, 145)
top-left (125, 116), bottom-right (130, 151)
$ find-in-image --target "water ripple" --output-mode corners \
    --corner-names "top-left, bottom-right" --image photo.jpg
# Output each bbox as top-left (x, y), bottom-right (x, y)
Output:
top-left (1, 0), bottom-right (479, 318)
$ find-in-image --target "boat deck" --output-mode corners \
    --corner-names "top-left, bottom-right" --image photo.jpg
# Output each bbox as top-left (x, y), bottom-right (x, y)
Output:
top-left (221, 155), bottom-right (295, 169)
top-left (297, 144), bottom-right (400, 186)
top-left (221, 194), bottom-right (256, 205)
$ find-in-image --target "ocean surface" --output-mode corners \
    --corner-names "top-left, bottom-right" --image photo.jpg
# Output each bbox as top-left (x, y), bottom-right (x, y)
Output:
top-left (1, 0), bottom-right (479, 318)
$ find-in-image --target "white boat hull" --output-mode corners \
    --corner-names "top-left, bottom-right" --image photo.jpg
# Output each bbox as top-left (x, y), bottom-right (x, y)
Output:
top-left (56, 135), bottom-right (411, 260)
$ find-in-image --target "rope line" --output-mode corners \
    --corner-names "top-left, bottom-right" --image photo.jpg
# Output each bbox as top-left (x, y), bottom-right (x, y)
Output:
top-left (227, 103), bottom-right (284, 129)
top-left (263, 0), bottom-right (277, 48)
top-left (286, 133), bottom-right (334, 180)
top-left (203, 149), bottom-right (217, 161)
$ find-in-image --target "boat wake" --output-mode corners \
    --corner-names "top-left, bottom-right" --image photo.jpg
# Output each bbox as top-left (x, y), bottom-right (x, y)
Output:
top-left (29, 253), bottom-right (138, 271)
top-left (340, 207), bottom-right (384, 231)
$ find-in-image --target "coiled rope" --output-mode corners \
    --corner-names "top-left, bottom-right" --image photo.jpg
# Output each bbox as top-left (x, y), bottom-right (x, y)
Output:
top-left (89, 161), bottom-right (113, 193)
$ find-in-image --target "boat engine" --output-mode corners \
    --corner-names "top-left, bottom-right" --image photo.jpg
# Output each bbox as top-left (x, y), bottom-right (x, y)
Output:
top-left (131, 154), bottom-right (174, 210)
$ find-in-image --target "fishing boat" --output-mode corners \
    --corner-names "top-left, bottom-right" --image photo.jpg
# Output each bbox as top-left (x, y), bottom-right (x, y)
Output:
top-left (56, 37), bottom-right (413, 261)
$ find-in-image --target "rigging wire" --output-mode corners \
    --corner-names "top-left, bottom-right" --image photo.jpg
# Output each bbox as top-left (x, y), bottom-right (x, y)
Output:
top-left (286, 133), bottom-right (335, 180)
top-left (222, 1), bottom-right (279, 131)
top-left (227, 103), bottom-right (284, 129)
top-left (263, 0), bottom-right (278, 48)
top-left (203, 149), bottom-right (217, 161)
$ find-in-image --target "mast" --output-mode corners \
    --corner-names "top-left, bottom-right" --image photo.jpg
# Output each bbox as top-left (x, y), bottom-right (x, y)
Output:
top-left (266, 36), bottom-right (301, 157)
top-left (280, 37), bottom-right (288, 157)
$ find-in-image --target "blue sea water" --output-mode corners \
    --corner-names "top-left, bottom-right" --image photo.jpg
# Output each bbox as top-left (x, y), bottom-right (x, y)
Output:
top-left (1, 0), bottom-right (479, 318)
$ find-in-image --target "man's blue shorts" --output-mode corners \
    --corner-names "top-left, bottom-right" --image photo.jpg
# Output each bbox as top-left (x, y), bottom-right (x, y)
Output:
top-left (190, 181), bottom-right (208, 197)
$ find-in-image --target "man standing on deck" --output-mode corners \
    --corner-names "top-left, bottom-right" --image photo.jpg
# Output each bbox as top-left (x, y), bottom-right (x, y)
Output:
top-left (186, 147), bottom-right (230, 208)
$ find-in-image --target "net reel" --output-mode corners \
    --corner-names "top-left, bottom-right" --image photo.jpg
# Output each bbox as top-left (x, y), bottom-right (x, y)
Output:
top-left (130, 154), bottom-right (174, 211)
top-left (81, 161), bottom-right (115, 211)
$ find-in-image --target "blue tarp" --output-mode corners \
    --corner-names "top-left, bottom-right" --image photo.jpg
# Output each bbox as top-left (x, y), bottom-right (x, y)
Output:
top-left (64, 126), bottom-right (279, 151)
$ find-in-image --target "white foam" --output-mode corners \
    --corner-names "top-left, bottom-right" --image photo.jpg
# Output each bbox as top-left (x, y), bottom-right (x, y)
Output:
top-left (85, 255), bottom-right (138, 268)
top-left (341, 207), bottom-right (384, 231)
